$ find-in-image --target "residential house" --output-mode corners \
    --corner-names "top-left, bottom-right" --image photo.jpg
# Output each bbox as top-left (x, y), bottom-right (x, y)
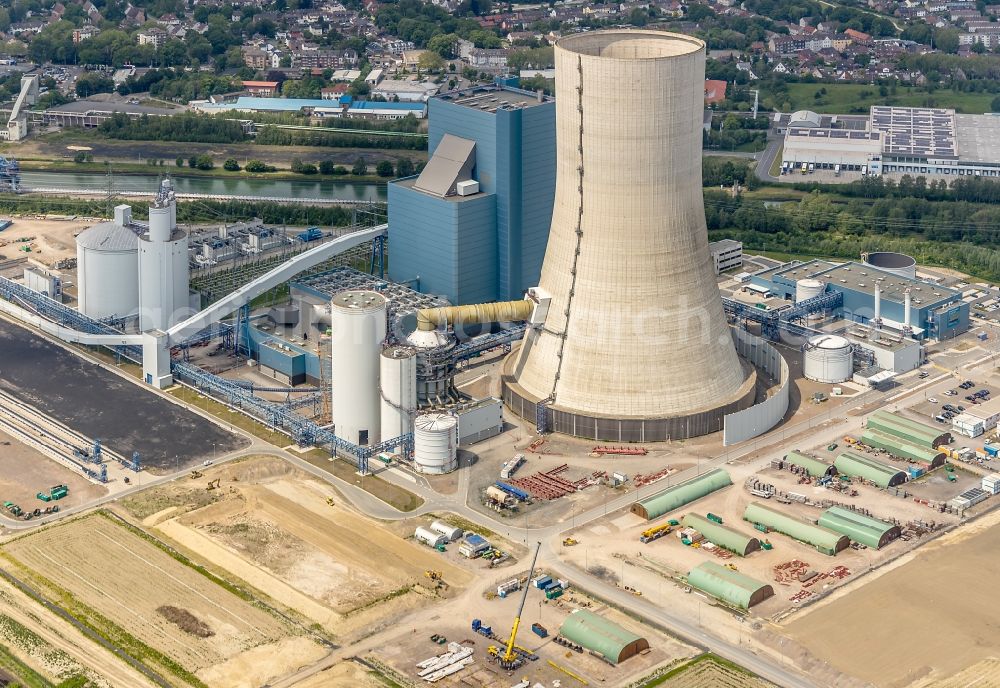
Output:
top-left (704, 78), bottom-right (727, 104)
top-left (241, 80), bottom-right (280, 97)
top-left (72, 25), bottom-right (100, 43)
top-left (137, 27), bottom-right (167, 49)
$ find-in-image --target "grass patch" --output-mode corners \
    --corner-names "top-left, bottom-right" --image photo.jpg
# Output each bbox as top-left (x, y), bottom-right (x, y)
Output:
top-left (167, 384), bottom-right (290, 446)
top-left (299, 448), bottom-right (423, 512)
top-left (0, 641), bottom-right (53, 688)
top-left (776, 83), bottom-right (994, 114)
top-left (635, 653), bottom-right (766, 687)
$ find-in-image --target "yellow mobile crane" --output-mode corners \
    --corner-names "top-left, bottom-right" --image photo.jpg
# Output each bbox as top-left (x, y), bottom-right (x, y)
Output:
top-left (489, 541), bottom-right (541, 671)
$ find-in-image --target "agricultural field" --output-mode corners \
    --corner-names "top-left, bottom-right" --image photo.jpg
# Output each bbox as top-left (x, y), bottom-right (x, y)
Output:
top-left (1, 511), bottom-right (325, 687)
top-left (124, 455), bottom-right (473, 641)
top-left (641, 654), bottom-right (775, 688)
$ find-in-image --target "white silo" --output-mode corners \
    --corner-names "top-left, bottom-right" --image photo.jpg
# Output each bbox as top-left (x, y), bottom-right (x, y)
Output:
top-left (413, 412), bottom-right (458, 474)
top-left (803, 335), bottom-right (853, 383)
top-left (795, 278), bottom-right (825, 303)
top-left (380, 345), bottom-right (417, 445)
top-left (75, 204), bottom-right (139, 320)
top-left (138, 181), bottom-right (189, 331)
top-left (507, 29), bottom-right (754, 441)
top-left (331, 290), bottom-right (387, 446)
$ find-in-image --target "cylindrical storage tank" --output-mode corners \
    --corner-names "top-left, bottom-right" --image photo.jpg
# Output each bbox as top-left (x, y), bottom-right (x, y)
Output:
top-left (413, 412), bottom-right (458, 474)
top-left (75, 221), bottom-right (139, 320)
top-left (863, 252), bottom-right (917, 279)
top-left (380, 345), bottom-right (417, 445)
top-left (138, 227), bottom-right (189, 332)
top-left (331, 290), bottom-right (387, 447)
top-left (795, 278), bottom-right (825, 303)
top-left (803, 335), bottom-right (853, 383)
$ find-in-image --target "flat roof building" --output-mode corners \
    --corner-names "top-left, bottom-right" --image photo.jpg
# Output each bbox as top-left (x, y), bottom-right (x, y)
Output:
top-left (817, 506), bottom-right (901, 549)
top-left (952, 396), bottom-right (1000, 438)
top-left (388, 84), bottom-right (555, 304)
top-left (834, 450), bottom-right (907, 488)
top-left (743, 501), bottom-right (850, 555)
top-left (687, 561), bottom-right (774, 609)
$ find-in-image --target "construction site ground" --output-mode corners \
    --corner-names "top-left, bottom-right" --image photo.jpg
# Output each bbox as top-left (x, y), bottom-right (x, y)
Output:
top-left (0, 426), bottom-right (107, 513)
top-left (1, 509), bottom-right (326, 688)
top-left (373, 585), bottom-right (696, 688)
top-left (0, 317), bottom-right (249, 471)
top-left (653, 654), bottom-right (777, 688)
top-left (123, 455), bottom-right (475, 642)
top-left (782, 505), bottom-right (1000, 687)
top-left (0, 216), bottom-right (91, 266)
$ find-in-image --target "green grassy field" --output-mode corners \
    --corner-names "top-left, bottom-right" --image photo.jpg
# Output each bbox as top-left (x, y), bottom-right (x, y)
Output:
top-left (774, 83), bottom-right (994, 114)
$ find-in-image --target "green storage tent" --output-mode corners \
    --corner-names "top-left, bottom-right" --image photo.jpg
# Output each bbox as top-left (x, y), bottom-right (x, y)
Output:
top-left (743, 501), bottom-right (849, 555)
top-left (558, 609), bottom-right (649, 664)
top-left (784, 451), bottom-right (837, 478)
top-left (860, 430), bottom-right (946, 468)
top-left (630, 469), bottom-right (732, 520)
top-left (681, 513), bottom-right (761, 556)
top-left (687, 561), bottom-right (775, 609)
top-left (866, 410), bottom-right (950, 449)
top-left (834, 450), bottom-right (907, 488)
top-left (817, 506), bottom-right (901, 549)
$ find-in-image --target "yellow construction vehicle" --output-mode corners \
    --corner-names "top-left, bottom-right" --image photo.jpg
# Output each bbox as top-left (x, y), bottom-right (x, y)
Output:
top-left (488, 541), bottom-right (541, 671)
top-left (190, 470), bottom-right (203, 479)
top-left (326, 497), bottom-right (335, 506)
top-left (725, 563), bottom-right (738, 571)
top-left (562, 538), bottom-right (578, 546)
top-left (206, 479), bottom-right (221, 491)
top-left (639, 524), bottom-right (671, 544)
top-left (425, 570), bottom-right (442, 581)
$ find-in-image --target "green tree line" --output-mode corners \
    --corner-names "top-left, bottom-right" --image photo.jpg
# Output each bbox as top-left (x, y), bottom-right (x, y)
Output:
top-left (99, 112), bottom-right (248, 144)
top-left (255, 127), bottom-right (426, 150)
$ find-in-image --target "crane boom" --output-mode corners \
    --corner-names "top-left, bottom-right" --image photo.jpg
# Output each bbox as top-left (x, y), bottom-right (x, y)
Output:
top-left (504, 541), bottom-right (541, 663)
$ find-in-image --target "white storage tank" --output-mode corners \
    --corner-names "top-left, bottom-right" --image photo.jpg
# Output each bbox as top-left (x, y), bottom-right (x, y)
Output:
top-left (795, 278), bottom-right (826, 303)
top-left (138, 186), bottom-right (190, 331)
top-left (803, 334), bottom-right (853, 383)
top-left (430, 520), bottom-right (463, 541)
top-left (75, 207), bottom-right (139, 320)
top-left (331, 290), bottom-right (387, 447)
top-left (414, 526), bottom-right (447, 548)
top-left (413, 412), bottom-right (458, 474)
top-left (863, 252), bottom-right (917, 280)
top-left (379, 345), bottom-right (417, 447)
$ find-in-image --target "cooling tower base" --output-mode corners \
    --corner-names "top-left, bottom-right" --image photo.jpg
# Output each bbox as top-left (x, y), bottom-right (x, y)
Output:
top-left (502, 354), bottom-right (758, 442)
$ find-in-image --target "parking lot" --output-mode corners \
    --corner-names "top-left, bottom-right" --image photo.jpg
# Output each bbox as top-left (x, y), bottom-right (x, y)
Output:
top-left (908, 378), bottom-right (999, 425)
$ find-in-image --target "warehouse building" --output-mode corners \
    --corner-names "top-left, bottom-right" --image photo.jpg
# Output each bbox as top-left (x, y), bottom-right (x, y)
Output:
top-left (687, 561), bottom-right (775, 609)
top-left (191, 96), bottom-right (426, 120)
top-left (558, 610), bottom-right (649, 664)
top-left (743, 501), bottom-right (850, 555)
top-left (817, 506), bottom-right (901, 549)
top-left (630, 469), bottom-right (733, 520)
top-left (952, 396), bottom-right (1000, 438)
top-left (834, 450), bottom-right (908, 488)
top-left (860, 429), bottom-right (946, 468)
top-left (783, 451), bottom-right (837, 478)
top-left (780, 106), bottom-right (1000, 179)
top-left (681, 513), bottom-right (761, 556)
top-left (750, 259), bottom-right (969, 341)
top-left (866, 410), bottom-right (951, 449)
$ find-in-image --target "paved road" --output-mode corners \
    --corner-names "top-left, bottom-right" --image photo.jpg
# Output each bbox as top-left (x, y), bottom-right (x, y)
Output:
top-left (755, 138), bottom-right (782, 182)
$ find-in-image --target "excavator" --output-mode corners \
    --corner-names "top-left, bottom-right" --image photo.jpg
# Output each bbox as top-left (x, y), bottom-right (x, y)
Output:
top-left (488, 541), bottom-right (541, 671)
top-left (206, 479), bottom-right (221, 491)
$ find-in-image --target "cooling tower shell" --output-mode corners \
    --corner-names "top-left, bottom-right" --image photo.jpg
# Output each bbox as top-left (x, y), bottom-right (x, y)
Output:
top-left (331, 290), bottom-right (387, 446)
top-left (504, 29), bottom-right (755, 440)
top-left (863, 252), bottom-right (916, 279)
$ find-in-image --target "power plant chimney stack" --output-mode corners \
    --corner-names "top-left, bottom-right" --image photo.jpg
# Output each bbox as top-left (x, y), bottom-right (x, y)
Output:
top-left (904, 287), bottom-right (912, 334)
top-left (873, 279), bottom-right (883, 341)
top-left (505, 30), bottom-right (755, 441)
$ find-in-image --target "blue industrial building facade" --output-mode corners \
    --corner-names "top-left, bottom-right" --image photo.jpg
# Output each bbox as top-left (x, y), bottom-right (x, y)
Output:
top-left (750, 260), bottom-right (969, 340)
top-left (388, 86), bottom-right (556, 304)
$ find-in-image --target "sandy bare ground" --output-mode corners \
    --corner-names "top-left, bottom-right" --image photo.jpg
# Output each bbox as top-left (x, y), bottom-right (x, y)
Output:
top-left (0, 426), bottom-right (108, 509)
top-left (290, 661), bottom-right (387, 688)
top-left (152, 463), bottom-right (473, 639)
top-left (783, 507), bottom-right (1000, 687)
top-left (3, 512), bottom-right (322, 686)
top-left (0, 217), bottom-right (92, 265)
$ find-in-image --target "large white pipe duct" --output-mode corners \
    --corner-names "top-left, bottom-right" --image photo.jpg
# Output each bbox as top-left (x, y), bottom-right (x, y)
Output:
top-left (505, 29), bottom-right (754, 440)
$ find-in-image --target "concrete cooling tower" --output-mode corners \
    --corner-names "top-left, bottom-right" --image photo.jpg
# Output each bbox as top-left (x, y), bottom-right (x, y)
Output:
top-left (504, 29), bottom-right (756, 441)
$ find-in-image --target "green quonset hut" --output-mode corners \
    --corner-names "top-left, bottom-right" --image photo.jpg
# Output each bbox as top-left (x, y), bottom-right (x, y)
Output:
top-left (817, 506), bottom-right (901, 549)
top-left (866, 410), bottom-right (950, 449)
top-left (558, 610), bottom-right (649, 664)
top-left (784, 451), bottom-right (837, 478)
top-left (743, 501), bottom-right (850, 555)
top-left (630, 469), bottom-right (732, 520)
top-left (860, 429), bottom-right (946, 468)
top-left (687, 561), bottom-right (775, 609)
top-left (681, 513), bottom-right (761, 556)
top-left (834, 450), bottom-right (907, 488)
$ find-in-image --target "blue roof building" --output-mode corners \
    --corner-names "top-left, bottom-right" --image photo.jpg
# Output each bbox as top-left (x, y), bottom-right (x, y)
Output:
top-left (387, 84), bottom-right (555, 305)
